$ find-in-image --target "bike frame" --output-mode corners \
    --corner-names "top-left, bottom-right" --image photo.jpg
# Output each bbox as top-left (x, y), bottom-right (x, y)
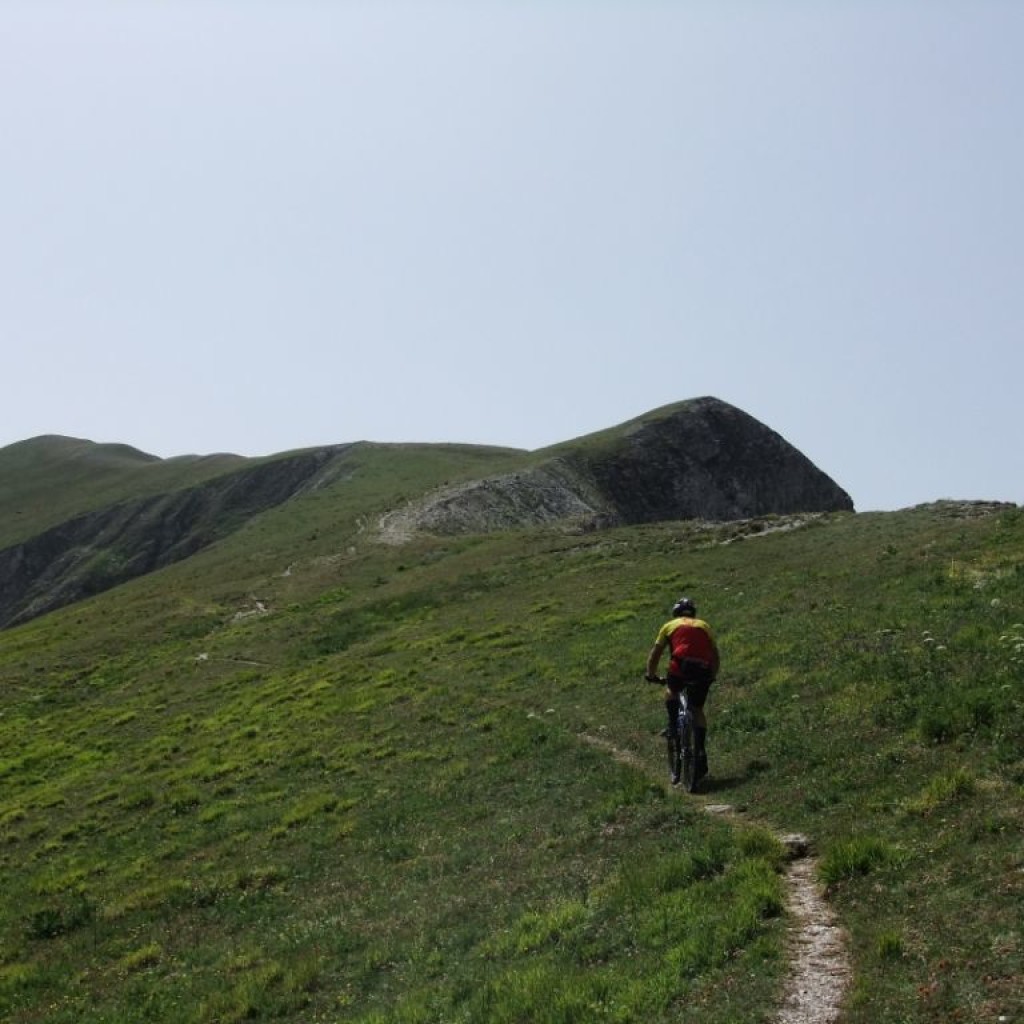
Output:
top-left (670, 688), bottom-right (698, 791)
top-left (649, 675), bottom-right (698, 791)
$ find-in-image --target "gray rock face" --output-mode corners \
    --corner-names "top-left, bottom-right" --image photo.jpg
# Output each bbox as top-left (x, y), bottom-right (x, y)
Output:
top-left (380, 398), bottom-right (853, 539)
top-left (0, 449), bottom-right (339, 629)
top-left (573, 397), bottom-right (854, 524)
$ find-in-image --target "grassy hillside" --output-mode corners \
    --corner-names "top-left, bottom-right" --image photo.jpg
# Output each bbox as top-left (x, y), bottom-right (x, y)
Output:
top-left (0, 440), bottom-right (531, 629)
top-left (0, 437), bottom-right (531, 553)
top-left (0, 447), bottom-right (1021, 1022)
top-left (0, 436), bottom-right (248, 549)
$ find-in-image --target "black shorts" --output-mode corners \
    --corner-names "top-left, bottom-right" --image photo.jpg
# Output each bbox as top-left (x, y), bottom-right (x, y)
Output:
top-left (666, 661), bottom-right (714, 709)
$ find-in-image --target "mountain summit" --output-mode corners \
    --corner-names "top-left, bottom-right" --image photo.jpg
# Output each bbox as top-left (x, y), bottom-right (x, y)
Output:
top-left (380, 397), bottom-right (853, 539)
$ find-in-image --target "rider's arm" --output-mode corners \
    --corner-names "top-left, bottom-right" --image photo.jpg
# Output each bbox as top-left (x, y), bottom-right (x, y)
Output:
top-left (646, 639), bottom-right (666, 680)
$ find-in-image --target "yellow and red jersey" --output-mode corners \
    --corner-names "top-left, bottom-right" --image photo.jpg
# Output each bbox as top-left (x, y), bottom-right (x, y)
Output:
top-left (655, 616), bottom-right (719, 677)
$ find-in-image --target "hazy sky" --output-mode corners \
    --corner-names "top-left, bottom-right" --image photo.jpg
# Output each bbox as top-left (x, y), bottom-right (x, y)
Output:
top-left (2, 2), bottom-right (1022, 512)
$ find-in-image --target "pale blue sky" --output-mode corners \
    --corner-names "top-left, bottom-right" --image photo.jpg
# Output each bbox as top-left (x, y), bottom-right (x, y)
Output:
top-left (2, 1), bottom-right (1022, 511)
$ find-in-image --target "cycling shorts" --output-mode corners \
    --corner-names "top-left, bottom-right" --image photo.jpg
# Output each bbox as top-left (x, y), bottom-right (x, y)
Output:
top-left (666, 660), bottom-right (714, 709)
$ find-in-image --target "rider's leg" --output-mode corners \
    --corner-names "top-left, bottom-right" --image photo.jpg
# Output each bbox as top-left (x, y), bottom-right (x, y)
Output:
top-left (692, 710), bottom-right (709, 779)
top-left (695, 725), bottom-right (708, 755)
top-left (685, 678), bottom-right (711, 778)
top-left (691, 704), bottom-right (707, 759)
top-left (682, 678), bottom-right (709, 738)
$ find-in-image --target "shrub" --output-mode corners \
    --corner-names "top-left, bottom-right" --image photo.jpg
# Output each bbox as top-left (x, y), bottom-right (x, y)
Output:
top-left (24, 895), bottom-right (95, 941)
top-left (820, 836), bottom-right (900, 886)
top-left (917, 704), bottom-right (958, 744)
top-left (876, 931), bottom-right (904, 961)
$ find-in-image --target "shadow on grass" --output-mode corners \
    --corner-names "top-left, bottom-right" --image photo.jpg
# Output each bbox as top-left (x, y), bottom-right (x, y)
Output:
top-left (696, 773), bottom-right (745, 795)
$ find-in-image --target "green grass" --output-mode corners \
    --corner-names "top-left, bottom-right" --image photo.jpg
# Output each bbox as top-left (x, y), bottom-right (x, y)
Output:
top-left (0, 435), bottom-right (251, 548)
top-left (1, 474), bottom-right (1023, 1021)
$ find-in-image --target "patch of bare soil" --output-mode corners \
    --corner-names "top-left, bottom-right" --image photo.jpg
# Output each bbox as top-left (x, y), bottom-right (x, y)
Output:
top-left (579, 733), bottom-right (851, 1024)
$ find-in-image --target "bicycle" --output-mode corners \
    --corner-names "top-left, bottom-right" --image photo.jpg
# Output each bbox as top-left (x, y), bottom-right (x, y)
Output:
top-left (645, 674), bottom-right (700, 792)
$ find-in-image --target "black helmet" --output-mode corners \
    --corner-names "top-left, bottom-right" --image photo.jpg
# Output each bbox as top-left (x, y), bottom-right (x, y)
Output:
top-left (672, 597), bottom-right (696, 617)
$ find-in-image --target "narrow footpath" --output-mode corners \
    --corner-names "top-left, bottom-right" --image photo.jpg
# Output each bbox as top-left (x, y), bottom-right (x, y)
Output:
top-left (776, 851), bottom-right (851, 1024)
top-left (581, 734), bottom-right (851, 1024)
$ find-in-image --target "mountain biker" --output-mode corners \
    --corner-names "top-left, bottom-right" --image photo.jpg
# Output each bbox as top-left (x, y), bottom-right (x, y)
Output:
top-left (645, 597), bottom-right (719, 784)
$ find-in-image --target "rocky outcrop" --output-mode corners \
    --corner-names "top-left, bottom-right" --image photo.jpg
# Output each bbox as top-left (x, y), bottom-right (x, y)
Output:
top-left (569, 397), bottom-right (853, 523)
top-left (378, 398), bottom-right (853, 540)
top-left (378, 463), bottom-right (608, 542)
top-left (0, 448), bottom-right (344, 628)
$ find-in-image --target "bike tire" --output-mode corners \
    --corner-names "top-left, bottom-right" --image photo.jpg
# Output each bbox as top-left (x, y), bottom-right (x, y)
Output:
top-left (680, 712), bottom-right (698, 792)
top-left (665, 731), bottom-right (682, 785)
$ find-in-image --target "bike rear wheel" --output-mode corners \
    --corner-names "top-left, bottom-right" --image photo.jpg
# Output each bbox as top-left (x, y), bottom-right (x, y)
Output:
top-left (680, 713), bottom-right (698, 792)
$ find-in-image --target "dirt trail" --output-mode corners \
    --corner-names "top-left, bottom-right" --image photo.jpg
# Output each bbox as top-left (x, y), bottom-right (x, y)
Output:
top-left (777, 855), bottom-right (851, 1024)
top-left (580, 734), bottom-right (851, 1024)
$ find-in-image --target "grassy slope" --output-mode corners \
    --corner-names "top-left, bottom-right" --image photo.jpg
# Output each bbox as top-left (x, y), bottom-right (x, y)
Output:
top-left (0, 445), bottom-right (1022, 1022)
top-left (0, 437), bottom-right (530, 553)
top-left (0, 436), bottom-right (250, 549)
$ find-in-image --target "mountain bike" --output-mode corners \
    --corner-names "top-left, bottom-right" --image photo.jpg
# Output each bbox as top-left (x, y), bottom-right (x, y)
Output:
top-left (646, 675), bottom-right (700, 792)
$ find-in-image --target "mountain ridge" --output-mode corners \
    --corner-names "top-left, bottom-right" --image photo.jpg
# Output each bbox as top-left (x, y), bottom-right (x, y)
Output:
top-left (1, 397), bottom-right (852, 628)
top-left (378, 397), bottom-right (854, 539)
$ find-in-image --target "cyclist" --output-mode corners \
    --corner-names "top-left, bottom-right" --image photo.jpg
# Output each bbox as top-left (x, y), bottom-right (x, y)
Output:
top-left (645, 597), bottom-right (719, 784)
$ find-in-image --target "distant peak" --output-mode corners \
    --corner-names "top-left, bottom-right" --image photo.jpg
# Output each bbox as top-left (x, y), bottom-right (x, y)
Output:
top-left (2, 435), bottom-right (160, 464)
